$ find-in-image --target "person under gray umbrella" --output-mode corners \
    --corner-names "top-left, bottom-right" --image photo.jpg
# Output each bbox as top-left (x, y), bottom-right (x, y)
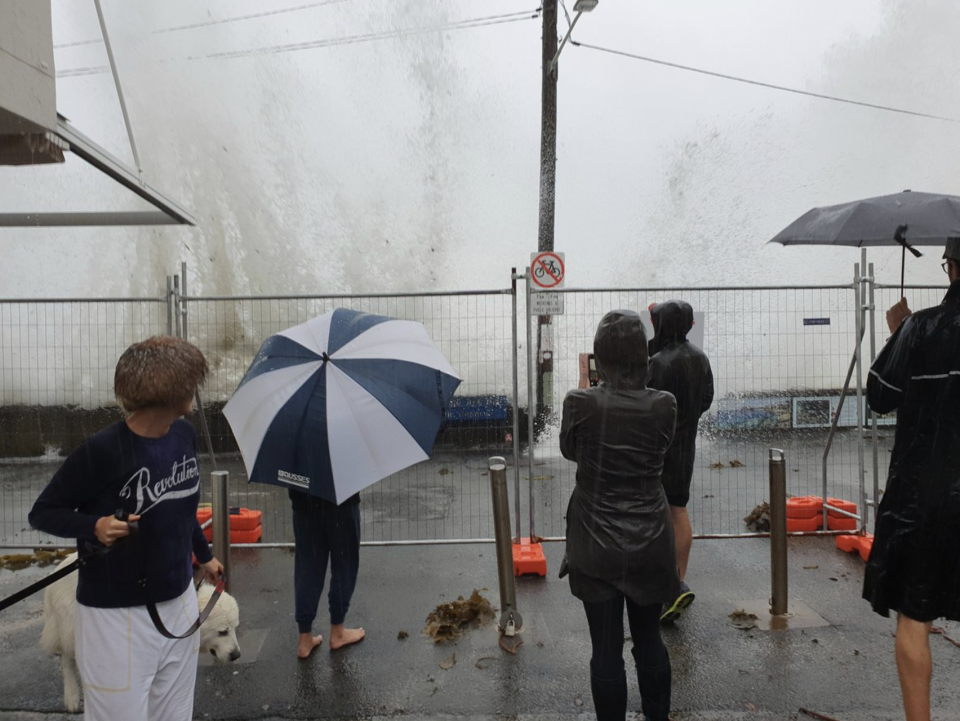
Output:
top-left (862, 237), bottom-right (960, 721)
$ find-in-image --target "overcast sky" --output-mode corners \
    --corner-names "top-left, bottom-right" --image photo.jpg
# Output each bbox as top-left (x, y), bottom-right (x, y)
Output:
top-left (2, 0), bottom-right (957, 297)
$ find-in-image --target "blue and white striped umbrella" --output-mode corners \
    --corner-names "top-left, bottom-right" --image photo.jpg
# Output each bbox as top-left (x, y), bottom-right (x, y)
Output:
top-left (223, 308), bottom-right (461, 504)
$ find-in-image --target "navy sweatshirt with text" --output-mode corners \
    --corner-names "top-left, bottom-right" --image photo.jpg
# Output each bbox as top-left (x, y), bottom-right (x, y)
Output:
top-left (29, 419), bottom-right (213, 608)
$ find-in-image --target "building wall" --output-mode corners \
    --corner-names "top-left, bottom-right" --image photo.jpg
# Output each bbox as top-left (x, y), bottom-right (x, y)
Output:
top-left (0, 0), bottom-right (55, 133)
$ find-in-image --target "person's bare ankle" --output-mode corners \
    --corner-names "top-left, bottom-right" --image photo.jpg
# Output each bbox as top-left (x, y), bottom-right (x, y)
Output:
top-left (329, 624), bottom-right (365, 650)
top-left (297, 632), bottom-right (323, 659)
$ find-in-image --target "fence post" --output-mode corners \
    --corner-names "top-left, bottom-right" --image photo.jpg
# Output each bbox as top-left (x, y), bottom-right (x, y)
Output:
top-left (490, 456), bottom-right (522, 636)
top-left (525, 273), bottom-right (536, 540)
top-left (166, 276), bottom-right (174, 335)
top-left (855, 256), bottom-right (866, 533)
top-left (769, 448), bottom-right (788, 616)
top-left (511, 268), bottom-right (521, 544)
top-left (211, 470), bottom-right (231, 592)
top-left (173, 274), bottom-right (181, 338)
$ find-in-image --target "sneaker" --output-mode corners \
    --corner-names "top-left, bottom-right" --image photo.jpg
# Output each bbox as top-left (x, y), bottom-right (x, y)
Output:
top-left (660, 582), bottom-right (695, 624)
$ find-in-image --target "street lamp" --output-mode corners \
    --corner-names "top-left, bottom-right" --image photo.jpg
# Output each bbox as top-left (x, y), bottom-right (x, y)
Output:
top-left (549, 0), bottom-right (598, 74)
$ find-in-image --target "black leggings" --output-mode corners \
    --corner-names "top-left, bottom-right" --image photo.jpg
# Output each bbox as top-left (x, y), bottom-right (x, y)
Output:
top-left (582, 595), bottom-right (671, 721)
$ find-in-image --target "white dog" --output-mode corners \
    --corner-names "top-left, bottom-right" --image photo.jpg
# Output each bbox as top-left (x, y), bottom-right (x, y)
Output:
top-left (40, 552), bottom-right (241, 713)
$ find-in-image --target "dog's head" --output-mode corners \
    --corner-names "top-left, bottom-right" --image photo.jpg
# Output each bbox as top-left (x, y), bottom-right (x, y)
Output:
top-left (197, 583), bottom-right (241, 662)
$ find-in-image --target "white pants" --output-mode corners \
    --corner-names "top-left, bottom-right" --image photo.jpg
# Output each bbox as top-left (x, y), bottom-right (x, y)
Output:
top-left (76, 586), bottom-right (200, 721)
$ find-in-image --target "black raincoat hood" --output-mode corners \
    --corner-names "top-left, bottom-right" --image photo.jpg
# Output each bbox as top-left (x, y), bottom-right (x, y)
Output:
top-left (593, 309), bottom-right (648, 390)
top-left (649, 300), bottom-right (694, 356)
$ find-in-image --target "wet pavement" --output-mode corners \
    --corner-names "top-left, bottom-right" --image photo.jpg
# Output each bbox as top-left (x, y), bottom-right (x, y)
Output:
top-left (3, 536), bottom-right (960, 720)
top-left (2, 428), bottom-right (880, 548)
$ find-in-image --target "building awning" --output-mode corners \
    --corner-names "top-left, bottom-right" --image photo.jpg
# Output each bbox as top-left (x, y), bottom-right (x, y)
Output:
top-left (0, 115), bottom-right (196, 227)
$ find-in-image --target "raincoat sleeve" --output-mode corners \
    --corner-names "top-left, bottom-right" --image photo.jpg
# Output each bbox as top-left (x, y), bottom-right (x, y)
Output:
top-left (559, 390), bottom-right (586, 462)
top-left (867, 316), bottom-right (918, 415)
top-left (701, 362), bottom-right (715, 415)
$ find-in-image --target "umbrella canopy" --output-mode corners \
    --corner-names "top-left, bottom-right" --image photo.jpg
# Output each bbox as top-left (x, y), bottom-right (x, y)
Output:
top-left (223, 308), bottom-right (461, 504)
top-left (769, 190), bottom-right (960, 293)
top-left (769, 190), bottom-right (960, 248)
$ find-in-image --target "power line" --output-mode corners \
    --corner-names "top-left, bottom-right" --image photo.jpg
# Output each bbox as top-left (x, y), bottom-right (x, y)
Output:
top-left (56, 10), bottom-right (539, 76)
top-left (57, 64), bottom-right (110, 78)
top-left (54, 0), bottom-right (357, 49)
top-left (53, 38), bottom-right (104, 49)
top-left (571, 41), bottom-right (959, 124)
top-left (195, 11), bottom-right (538, 61)
top-left (558, 0), bottom-right (572, 30)
top-left (155, 0), bottom-right (353, 34)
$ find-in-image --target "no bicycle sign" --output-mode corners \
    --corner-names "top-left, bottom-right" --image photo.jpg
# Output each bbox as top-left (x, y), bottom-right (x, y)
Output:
top-left (530, 252), bottom-right (565, 289)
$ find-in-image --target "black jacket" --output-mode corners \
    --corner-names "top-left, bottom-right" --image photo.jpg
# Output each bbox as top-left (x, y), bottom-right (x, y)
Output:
top-left (863, 279), bottom-right (960, 622)
top-left (647, 301), bottom-right (714, 497)
top-left (559, 310), bottom-right (680, 606)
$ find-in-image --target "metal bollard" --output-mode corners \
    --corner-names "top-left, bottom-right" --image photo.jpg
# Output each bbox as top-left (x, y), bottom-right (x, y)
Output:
top-left (489, 456), bottom-right (523, 636)
top-left (211, 470), bottom-right (231, 592)
top-left (769, 448), bottom-right (788, 616)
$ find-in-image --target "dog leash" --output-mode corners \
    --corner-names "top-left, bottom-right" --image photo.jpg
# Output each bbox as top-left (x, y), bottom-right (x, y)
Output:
top-left (0, 511), bottom-right (226, 639)
top-left (0, 542), bottom-right (111, 613)
top-left (145, 575), bottom-right (226, 640)
top-left (124, 514), bottom-right (226, 640)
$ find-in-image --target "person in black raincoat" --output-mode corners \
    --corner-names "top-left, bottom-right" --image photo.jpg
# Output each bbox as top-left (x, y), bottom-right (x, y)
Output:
top-left (647, 300), bottom-right (714, 623)
top-left (863, 238), bottom-right (960, 721)
top-left (560, 309), bottom-right (679, 721)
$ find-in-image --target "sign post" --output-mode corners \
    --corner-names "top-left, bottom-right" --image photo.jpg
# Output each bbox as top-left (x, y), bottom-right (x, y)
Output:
top-left (530, 250), bottom-right (565, 433)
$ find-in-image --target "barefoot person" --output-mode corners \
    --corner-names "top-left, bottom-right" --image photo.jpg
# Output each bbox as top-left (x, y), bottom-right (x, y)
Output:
top-left (647, 300), bottom-right (714, 623)
top-left (289, 489), bottom-right (365, 657)
top-left (863, 238), bottom-right (960, 721)
top-left (560, 310), bottom-right (679, 721)
top-left (29, 336), bottom-right (223, 721)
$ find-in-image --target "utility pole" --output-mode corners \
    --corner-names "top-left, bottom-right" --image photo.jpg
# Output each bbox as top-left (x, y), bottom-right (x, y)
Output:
top-left (535, 0), bottom-right (558, 433)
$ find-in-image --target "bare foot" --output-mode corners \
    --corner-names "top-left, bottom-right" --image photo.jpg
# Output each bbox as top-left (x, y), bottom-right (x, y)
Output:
top-left (329, 625), bottom-right (365, 650)
top-left (297, 633), bottom-right (323, 659)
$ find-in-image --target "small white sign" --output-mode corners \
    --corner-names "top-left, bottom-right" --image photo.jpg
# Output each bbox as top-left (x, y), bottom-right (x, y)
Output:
top-left (530, 292), bottom-right (564, 315)
top-left (530, 252), bottom-right (565, 289)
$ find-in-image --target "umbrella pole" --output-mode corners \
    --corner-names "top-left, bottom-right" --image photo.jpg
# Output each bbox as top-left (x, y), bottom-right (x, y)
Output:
top-left (900, 245), bottom-right (906, 298)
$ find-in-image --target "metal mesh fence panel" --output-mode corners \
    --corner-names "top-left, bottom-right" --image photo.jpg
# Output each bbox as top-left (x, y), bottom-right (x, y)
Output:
top-left (0, 299), bottom-right (166, 547)
top-left (523, 285), bottom-right (866, 539)
top-left (6, 278), bottom-right (942, 548)
top-left (182, 291), bottom-right (516, 545)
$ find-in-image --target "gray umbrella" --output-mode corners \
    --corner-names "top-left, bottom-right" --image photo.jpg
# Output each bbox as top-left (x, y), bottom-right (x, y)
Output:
top-left (769, 189), bottom-right (960, 294)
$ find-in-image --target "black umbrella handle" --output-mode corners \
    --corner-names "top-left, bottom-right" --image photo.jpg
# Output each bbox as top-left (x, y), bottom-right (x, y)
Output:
top-left (894, 224), bottom-right (922, 299)
top-left (895, 224), bottom-right (923, 258)
top-left (901, 245), bottom-right (906, 299)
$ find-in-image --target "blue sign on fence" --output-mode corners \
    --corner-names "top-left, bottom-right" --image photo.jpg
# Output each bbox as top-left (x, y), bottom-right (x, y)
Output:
top-left (803, 318), bottom-right (831, 326)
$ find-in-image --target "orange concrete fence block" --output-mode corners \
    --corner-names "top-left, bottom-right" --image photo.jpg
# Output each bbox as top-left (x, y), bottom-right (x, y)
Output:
top-left (786, 496), bottom-right (823, 519)
top-left (197, 507), bottom-right (264, 543)
top-left (512, 538), bottom-right (547, 577)
top-left (786, 516), bottom-right (822, 532)
top-left (836, 533), bottom-right (874, 562)
top-left (826, 497), bottom-right (858, 531)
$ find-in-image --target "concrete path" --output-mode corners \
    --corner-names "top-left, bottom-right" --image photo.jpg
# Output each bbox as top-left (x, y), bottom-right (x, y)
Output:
top-left (2, 537), bottom-right (960, 720)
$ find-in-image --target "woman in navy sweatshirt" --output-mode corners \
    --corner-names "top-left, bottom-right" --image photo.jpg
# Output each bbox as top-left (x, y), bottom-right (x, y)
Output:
top-left (30, 336), bottom-right (222, 721)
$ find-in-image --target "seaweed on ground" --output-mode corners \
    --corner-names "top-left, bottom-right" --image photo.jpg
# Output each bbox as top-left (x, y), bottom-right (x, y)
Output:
top-left (423, 589), bottom-right (495, 643)
top-left (0, 548), bottom-right (72, 571)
